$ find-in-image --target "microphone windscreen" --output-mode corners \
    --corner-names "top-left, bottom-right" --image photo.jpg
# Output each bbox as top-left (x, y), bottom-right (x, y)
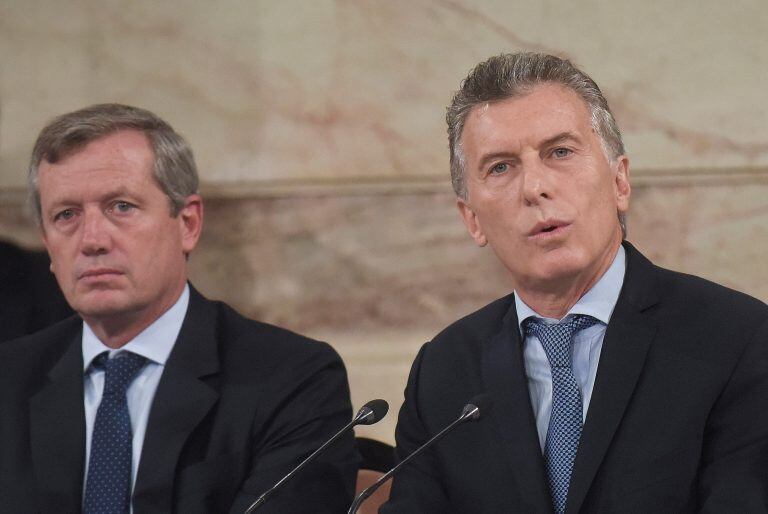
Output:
top-left (462, 393), bottom-right (492, 420)
top-left (356, 399), bottom-right (389, 425)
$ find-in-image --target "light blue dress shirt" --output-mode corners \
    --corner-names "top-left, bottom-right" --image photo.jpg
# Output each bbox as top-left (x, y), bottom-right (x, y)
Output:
top-left (81, 284), bottom-right (189, 504)
top-left (515, 246), bottom-right (626, 451)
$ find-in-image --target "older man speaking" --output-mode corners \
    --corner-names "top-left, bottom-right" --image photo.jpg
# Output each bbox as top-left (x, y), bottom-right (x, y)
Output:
top-left (382, 53), bottom-right (768, 513)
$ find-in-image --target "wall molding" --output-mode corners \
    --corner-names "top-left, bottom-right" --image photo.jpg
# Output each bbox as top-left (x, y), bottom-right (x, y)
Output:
top-left (3, 166), bottom-right (768, 204)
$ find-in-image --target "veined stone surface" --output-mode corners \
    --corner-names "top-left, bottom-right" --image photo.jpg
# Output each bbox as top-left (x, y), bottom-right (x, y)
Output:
top-left (2, 0), bottom-right (767, 442)
top-left (1, 0), bottom-right (767, 189)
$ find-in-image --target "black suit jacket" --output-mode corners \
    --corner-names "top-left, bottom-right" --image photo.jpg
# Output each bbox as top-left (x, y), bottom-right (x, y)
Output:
top-left (0, 240), bottom-right (72, 341)
top-left (382, 242), bottom-right (768, 513)
top-left (0, 286), bottom-right (358, 513)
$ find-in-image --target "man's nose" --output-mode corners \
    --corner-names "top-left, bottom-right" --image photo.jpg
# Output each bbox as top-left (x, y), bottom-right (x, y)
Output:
top-left (80, 210), bottom-right (112, 256)
top-left (520, 157), bottom-right (552, 206)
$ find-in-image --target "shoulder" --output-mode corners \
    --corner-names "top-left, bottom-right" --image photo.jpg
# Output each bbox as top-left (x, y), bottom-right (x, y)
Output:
top-left (188, 290), bottom-right (343, 374)
top-left (623, 244), bottom-right (768, 366)
top-left (657, 266), bottom-right (766, 313)
top-left (0, 316), bottom-right (80, 357)
top-left (653, 268), bottom-right (768, 363)
top-left (414, 293), bottom-right (515, 372)
top-left (196, 297), bottom-right (352, 415)
top-left (624, 242), bottom-right (768, 322)
top-left (0, 316), bottom-right (81, 385)
top-left (641, 260), bottom-right (768, 331)
top-left (431, 293), bottom-right (514, 347)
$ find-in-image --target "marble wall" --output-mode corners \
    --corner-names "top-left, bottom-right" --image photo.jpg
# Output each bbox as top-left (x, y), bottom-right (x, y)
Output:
top-left (1, 0), bottom-right (767, 442)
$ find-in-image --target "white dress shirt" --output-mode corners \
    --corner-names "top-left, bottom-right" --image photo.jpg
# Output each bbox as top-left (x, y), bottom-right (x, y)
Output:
top-left (515, 246), bottom-right (626, 451)
top-left (82, 284), bottom-right (189, 500)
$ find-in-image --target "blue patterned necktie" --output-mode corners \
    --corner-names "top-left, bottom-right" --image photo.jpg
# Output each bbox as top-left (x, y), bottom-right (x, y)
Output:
top-left (524, 315), bottom-right (598, 514)
top-left (84, 351), bottom-right (147, 514)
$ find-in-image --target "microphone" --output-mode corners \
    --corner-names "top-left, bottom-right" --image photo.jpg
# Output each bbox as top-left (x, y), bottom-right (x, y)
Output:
top-left (244, 399), bottom-right (389, 513)
top-left (347, 394), bottom-right (491, 514)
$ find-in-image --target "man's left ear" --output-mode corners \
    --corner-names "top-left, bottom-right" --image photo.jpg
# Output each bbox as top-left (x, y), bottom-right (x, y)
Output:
top-left (614, 156), bottom-right (631, 213)
top-left (178, 194), bottom-right (203, 254)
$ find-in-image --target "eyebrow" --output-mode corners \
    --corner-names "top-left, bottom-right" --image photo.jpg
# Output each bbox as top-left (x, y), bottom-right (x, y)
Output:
top-left (45, 186), bottom-right (138, 211)
top-left (540, 131), bottom-right (582, 148)
top-left (477, 151), bottom-right (519, 172)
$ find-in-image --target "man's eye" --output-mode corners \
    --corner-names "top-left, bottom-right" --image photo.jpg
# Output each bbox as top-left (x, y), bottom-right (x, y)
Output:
top-left (113, 201), bottom-right (135, 213)
top-left (54, 209), bottom-right (75, 222)
top-left (490, 162), bottom-right (509, 174)
top-left (552, 147), bottom-right (572, 158)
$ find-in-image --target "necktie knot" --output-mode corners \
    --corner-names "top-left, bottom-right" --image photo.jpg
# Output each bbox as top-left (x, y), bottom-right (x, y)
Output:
top-left (92, 351), bottom-right (147, 396)
top-left (523, 314), bottom-right (599, 368)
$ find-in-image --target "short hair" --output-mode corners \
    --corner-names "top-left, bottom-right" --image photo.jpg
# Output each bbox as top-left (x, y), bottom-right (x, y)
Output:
top-left (28, 103), bottom-right (199, 223)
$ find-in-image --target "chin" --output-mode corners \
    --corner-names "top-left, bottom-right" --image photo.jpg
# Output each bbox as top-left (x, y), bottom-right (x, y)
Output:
top-left (533, 266), bottom-right (583, 286)
top-left (536, 248), bottom-right (587, 275)
top-left (71, 292), bottom-right (136, 319)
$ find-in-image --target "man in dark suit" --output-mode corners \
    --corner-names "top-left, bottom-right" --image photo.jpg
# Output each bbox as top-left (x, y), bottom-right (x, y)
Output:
top-left (0, 104), bottom-right (357, 513)
top-left (382, 53), bottom-right (768, 513)
top-left (0, 239), bottom-right (72, 341)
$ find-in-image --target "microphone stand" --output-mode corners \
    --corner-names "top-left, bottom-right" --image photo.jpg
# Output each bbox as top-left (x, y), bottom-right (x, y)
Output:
top-left (245, 399), bottom-right (388, 513)
top-left (347, 402), bottom-right (481, 514)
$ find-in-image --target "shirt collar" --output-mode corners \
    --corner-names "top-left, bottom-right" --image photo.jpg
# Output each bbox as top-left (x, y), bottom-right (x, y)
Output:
top-left (515, 245), bottom-right (626, 330)
top-left (82, 284), bottom-right (190, 372)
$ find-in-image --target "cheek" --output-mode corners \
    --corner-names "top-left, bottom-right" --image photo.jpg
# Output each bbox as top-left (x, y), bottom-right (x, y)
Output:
top-left (141, 225), bottom-right (185, 263)
top-left (46, 241), bottom-right (72, 272)
top-left (581, 178), bottom-right (619, 214)
top-left (480, 197), bottom-right (522, 228)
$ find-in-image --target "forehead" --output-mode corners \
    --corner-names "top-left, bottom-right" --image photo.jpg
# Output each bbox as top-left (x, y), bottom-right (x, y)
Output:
top-left (44, 130), bottom-right (154, 174)
top-left (38, 130), bottom-right (156, 195)
top-left (461, 84), bottom-right (594, 150)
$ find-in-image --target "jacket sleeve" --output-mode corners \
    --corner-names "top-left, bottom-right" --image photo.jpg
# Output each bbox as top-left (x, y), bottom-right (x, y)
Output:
top-left (697, 317), bottom-right (768, 512)
top-left (228, 342), bottom-right (359, 514)
top-left (380, 343), bottom-right (457, 514)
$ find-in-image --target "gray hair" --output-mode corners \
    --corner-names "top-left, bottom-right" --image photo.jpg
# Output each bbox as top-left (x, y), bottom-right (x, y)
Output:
top-left (447, 52), bottom-right (626, 234)
top-left (28, 103), bottom-right (199, 223)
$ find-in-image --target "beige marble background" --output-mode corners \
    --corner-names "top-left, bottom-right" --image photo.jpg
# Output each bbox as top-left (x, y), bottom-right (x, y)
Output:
top-left (1, 0), bottom-right (767, 442)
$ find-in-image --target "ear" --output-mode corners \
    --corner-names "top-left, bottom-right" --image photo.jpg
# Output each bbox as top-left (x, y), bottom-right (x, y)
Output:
top-left (613, 155), bottom-right (631, 215)
top-left (457, 197), bottom-right (488, 247)
top-left (177, 194), bottom-right (204, 254)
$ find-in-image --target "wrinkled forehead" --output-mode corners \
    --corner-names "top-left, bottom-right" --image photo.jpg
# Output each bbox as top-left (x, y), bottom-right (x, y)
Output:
top-left (461, 85), bottom-right (595, 150)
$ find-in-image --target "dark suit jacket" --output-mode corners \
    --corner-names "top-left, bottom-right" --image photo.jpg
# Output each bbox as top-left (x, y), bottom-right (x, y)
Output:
top-left (0, 240), bottom-right (72, 341)
top-left (0, 286), bottom-right (358, 513)
top-left (382, 242), bottom-right (768, 513)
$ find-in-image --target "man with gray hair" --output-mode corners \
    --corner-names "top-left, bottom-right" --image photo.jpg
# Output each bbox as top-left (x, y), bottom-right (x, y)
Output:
top-left (382, 53), bottom-right (768, 513)
top-left (0, 104), bottom-right (358, 513)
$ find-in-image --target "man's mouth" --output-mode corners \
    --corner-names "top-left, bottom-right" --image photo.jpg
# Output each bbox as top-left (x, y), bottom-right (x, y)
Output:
top-left (528, 220), bottom-right (570, 238)
top-left (78, 268), bottom-right (123, 280)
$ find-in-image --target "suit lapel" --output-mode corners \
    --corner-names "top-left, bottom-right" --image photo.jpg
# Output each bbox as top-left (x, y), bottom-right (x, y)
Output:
top-left (482, 304), bottom-right (554, 513)
top-left (29, 331), bottom-right (86, 513)
top-left (566, 243), bottom-right (659, 514)
top-left (132, 287), bottom-right (220, 513)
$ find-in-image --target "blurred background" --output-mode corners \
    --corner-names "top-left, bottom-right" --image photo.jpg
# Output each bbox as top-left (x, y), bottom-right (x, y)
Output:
top-left (1, 0), bottom-right (767, 443)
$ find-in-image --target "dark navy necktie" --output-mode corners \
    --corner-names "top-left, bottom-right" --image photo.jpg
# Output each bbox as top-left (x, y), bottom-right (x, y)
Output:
top-left (83, 351), bottom-right (147, 514)
top-left (524, 315), bottom-right (599, 514)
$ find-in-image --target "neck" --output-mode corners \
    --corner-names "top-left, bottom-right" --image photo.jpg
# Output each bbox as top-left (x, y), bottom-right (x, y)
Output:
top-left (517, 241), bottom-right (621, 319)
top-left (85, 315), bottom-right (153, 349)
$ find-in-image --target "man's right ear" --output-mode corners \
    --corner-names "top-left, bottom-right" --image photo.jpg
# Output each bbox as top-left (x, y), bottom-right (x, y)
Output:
top-left (456, 197), bottom-right (488, 247)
